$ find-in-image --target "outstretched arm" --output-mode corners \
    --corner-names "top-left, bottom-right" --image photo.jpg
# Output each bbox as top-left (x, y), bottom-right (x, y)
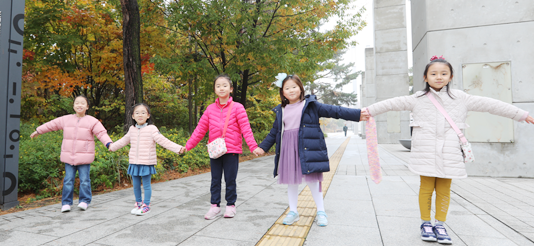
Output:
top-left (32, 116), bottom-right (65, 138)
top-left (152, 128), bottom-right (184, 155)
top-left (317, 103), bottom-right (361, 121)
top-left (366, 95), bottom-right (417, 117)
top-left (466, 94), bottom-right (529, 121)
top-left (109, 130), bottom-right (131, 151)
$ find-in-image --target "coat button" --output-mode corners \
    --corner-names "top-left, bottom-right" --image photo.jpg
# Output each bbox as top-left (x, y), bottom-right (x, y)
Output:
top-left (305, 148), bottom-right (307, 150)
top-left (303, 125), bottom-right (306, 127)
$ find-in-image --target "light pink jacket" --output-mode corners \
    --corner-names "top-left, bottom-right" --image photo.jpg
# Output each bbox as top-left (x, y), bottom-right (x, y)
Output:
top-left (36, 114), bottom-right (112, 166)
top-left (367, 88), bottom-right (528, 179)
top-left (186, 97), bottom-right (258, 154)
top-left (109, 125), bottom-right (183, 165)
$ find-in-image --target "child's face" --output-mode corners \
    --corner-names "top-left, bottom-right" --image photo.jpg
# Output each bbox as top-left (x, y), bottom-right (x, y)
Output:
top-left (214, 78), bottom-right (233, 99)
top-left (132, 105), bottom-right (150, 125)
top-left (283, 79), bottom-right (301, 104)
top-left (73, 97), bottom-right (89, 115)
top-left (425, 63), bottom-right (453, 91)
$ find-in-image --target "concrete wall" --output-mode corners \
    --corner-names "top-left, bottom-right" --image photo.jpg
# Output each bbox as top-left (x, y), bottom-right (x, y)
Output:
top-left (411, 0), bottom-right (534, 177)
top-left (373, 0), bottom-right (411, 144)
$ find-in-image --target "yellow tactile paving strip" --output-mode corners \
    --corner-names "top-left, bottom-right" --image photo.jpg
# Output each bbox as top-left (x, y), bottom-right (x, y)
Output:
top-left (256, 137), bottom-right (351, 246)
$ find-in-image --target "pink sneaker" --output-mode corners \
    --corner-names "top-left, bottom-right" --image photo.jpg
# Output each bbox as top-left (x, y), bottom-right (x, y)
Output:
top-left (77, 202), bottom-right (88, 211)
top-left (224, 205), bottom-right (236, 218)
top-left (204, 204), bottom-right (221, 220)
top-left (136, 204), bottom-right (150, 216)
top-left (61, 205), bottom-right (71, 213)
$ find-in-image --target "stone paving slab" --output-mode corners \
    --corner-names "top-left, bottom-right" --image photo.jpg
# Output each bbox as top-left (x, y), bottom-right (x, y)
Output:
top-left (1, 132), bottom-right (534, 245)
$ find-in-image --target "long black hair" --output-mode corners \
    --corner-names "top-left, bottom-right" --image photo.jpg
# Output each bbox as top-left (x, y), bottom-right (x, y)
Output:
top-left (131, 103), bottom-right (154, 126)
top-left (418, 58), bottom-right (455, 99)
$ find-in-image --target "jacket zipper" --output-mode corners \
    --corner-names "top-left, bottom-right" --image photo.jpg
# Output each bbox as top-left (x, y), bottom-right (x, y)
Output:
top-left (136, 128), bottom-right (140, 163)
top-left (72, 116), bottom-right (81, 156)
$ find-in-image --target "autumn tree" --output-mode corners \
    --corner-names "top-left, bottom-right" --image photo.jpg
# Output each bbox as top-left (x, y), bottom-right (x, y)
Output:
top-left (156, 0), bottom-right (366, 108)
top-left (22, 0), bottom-right (125, 126)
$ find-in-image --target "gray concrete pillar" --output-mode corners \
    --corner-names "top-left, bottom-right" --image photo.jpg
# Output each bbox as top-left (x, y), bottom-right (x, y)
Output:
top-left (373, 0), bottom-right (410, 144)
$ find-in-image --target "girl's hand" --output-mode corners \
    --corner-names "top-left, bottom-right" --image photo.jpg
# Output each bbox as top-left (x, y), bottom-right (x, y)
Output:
top-left (179, 147), bottom-right (187, 154)
top-left (360, 109), bottom-right (370, 121)
top-left (253, 148), bottom-right (265, 156)
top-left (526, 115), bottom-right (534, 124)
top-left (30, 131), bottom-right (39, 139)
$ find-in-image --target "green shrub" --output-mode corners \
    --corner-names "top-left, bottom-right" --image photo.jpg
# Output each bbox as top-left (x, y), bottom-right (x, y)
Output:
top-left (18, 122), bottom-right (210, 197)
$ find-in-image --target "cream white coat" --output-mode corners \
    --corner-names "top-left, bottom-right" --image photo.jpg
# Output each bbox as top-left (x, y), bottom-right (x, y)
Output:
top-left (367, 88), bottom-right (528, 179)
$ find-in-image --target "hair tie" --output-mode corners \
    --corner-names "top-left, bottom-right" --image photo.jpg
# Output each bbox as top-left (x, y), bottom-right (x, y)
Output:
top-left (274, 73), bottom-right (287, 88)
top-left (430, 55), bottom-right (445, 61)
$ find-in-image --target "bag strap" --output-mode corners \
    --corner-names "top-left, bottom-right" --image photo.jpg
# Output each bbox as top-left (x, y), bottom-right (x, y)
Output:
top-left (426, 93), bottom-right (468, 144)
top-left (221, 101), bottom-right (234, 138)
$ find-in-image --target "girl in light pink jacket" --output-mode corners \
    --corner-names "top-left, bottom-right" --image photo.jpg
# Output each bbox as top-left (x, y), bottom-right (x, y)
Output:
top-left (109, 103), bottom-right (185, 215)
top-left (186, 74), bottom-right (259, 220)
top-left (30, 95), bottom-right (113, 213)
top-left (365, 56), bottom-right (534, 244)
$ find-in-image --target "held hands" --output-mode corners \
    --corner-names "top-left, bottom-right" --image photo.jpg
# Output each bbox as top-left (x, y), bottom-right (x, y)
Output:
top-left (253, 148), bottom-right (265, 156)
top-left (360, 109), bottom-right (370, 122)
top-left (179, 147), bottom-right (187, 154)
top-left (526, 115), bottom-right (534, 124)
top-left (30, 131), bottom-right (39, 139)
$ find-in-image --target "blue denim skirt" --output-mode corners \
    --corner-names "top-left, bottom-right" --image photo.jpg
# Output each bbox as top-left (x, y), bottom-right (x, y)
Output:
top-left (127, 164), bottom-right (157, 177)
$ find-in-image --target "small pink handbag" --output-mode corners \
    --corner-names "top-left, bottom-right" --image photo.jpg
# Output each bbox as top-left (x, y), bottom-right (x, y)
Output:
top-left (207, 101), bottom-right (234, 159)
top-left (427, 93), bottom-right (475, 163)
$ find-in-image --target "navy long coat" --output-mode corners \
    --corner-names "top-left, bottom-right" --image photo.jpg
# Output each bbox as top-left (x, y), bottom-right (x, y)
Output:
top-left (258, 95), bottom-right (361, 178)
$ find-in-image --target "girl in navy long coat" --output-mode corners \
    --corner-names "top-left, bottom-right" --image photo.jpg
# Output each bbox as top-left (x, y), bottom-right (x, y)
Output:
top-left (254, 74), bottom-right (369, 226)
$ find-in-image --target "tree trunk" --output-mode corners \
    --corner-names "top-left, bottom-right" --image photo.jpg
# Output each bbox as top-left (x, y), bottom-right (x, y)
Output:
top-left (188, 78), bottom-right (193, 133)
top-left (239, 69), bottom-right (249, 108)
top-left (121, 0), bottom-right (142, 132)
top-left (194, 77), bottom-right (198, 127)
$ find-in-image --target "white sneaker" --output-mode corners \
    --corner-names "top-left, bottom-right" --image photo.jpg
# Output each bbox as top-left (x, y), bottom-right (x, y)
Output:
top-left (131, 202), bottom-right (143, 215)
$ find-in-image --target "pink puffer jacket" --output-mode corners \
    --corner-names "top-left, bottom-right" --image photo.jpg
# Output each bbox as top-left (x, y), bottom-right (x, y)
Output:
top-left (109, 125), bottom-right (183, 165)
top-left (36, 114), bottom-right (112, 166)
top-left (186, 97), bottom-right (258, 154)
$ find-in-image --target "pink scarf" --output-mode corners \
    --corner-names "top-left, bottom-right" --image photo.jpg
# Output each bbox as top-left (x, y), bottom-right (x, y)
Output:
top-left (365, 114), bottom-right (382, 184)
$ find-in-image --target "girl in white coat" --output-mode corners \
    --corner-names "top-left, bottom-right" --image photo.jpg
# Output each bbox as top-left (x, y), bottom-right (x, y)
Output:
top-left (365, 56), bottom-right (534, 244)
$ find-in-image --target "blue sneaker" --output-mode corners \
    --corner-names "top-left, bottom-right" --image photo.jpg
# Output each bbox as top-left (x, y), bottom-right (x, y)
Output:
top-left (283, 211), bottom-right (299, 225)
top-left (433, 224), bottom-right (452, 244)
top-left (316, 211), bottom-right (328, 227)
top-left (420, 222), bottom-right (437, 242)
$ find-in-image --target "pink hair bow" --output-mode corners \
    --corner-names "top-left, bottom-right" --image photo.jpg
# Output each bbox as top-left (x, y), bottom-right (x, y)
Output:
top-left (430, 55), bottom-right (445, 61)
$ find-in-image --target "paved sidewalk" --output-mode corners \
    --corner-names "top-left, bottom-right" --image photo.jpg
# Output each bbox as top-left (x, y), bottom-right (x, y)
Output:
top-left (1, 132), bottom-right (533, 245)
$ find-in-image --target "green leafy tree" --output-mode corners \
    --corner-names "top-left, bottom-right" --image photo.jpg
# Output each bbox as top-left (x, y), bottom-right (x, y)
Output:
top-left (155, 0), bottom-right (366, 108)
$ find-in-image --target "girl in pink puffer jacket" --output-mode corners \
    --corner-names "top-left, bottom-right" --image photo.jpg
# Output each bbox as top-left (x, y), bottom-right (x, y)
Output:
top-left (185, 74), bottom-right (259, 220)
top-left (109, 103), bottom-right (185, 215)
top-left (30, 95), bottom-right (112, 213)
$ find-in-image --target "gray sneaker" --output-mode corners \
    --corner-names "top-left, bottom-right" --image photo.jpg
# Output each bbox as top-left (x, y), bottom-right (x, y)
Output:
top-left (316, 211), bottom-right (328, 227)
top-left (283, 211), bottom-right (300, 225)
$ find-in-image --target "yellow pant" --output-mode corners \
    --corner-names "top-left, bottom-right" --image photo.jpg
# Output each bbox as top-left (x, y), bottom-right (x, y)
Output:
top-left (419, 176), bottom-right (452, 221)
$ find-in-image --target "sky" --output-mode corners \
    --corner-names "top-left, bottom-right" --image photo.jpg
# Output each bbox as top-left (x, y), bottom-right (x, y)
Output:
top-left (317, 0), bottom-right (413, 106)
